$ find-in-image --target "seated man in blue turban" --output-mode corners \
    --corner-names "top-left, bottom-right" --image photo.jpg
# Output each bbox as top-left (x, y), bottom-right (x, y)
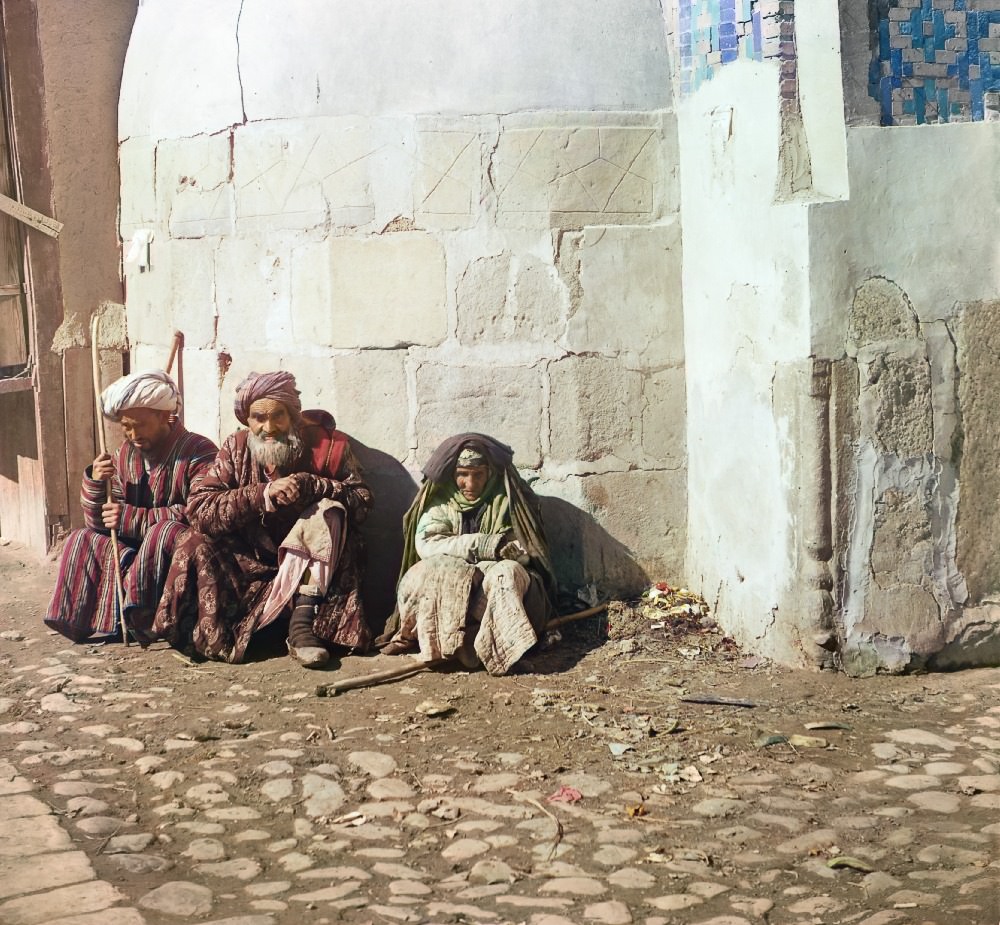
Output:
top-left (378, 434), bottom-right (557, 675)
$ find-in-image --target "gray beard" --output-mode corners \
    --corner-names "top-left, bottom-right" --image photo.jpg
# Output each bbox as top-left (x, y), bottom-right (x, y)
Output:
top-left (247, 430), bottom-right (303, 471)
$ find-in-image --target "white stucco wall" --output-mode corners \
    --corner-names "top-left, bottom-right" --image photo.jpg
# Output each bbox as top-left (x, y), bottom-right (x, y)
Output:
top-left (811, 124), bottom-right (1000, 351)
top-left (678, 61), bottom-right (820, 664)
top-left (808, 122), bottom-right (1000, 674)
top-left (120, 0), bottom-right (687, 618)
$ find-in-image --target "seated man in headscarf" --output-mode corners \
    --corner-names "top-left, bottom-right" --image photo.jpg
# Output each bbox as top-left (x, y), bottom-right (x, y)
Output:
top-left (378, 434), bottom-right (557, 675)
top-left (151, 371), bottom-right (371, 667)
top-left (44, 370), bottom-right (218, 642)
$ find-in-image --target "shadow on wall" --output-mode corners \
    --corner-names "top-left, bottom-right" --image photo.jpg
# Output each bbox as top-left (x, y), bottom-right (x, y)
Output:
top-left (537, 495), bottom-right (649, 607)
top-left (351, 440), bottom-right (417, 638)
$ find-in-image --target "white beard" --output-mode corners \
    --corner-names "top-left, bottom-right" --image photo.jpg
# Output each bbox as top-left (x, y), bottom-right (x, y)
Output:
top-left (247, 430), bottom-right (303, 470)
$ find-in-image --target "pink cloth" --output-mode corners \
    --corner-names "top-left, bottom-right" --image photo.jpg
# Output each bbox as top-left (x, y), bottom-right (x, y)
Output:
top-left (259, 500), bottom-right (346, 629)
top-left (233, 371), bottom-right (302, 425)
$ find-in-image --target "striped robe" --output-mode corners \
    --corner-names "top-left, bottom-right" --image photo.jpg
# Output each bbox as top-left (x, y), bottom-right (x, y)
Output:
top-left (44, 425), bottom-right (218, 642)
top-left (153, 412), bottom-right (372, 663)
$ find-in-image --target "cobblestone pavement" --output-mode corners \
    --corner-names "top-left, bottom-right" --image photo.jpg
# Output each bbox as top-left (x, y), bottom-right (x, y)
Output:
top-left (1, 542), bottom-right (999, 925)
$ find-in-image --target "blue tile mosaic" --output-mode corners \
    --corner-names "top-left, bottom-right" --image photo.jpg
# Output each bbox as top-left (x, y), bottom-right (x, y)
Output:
top-left (677, 0), bottom-right (797, 100)
top-left (872, 0), bottom-right (1000, 125)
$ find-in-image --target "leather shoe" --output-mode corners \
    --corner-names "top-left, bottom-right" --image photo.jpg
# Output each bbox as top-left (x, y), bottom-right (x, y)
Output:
top-left (286, 640), bottom-right (330, 669)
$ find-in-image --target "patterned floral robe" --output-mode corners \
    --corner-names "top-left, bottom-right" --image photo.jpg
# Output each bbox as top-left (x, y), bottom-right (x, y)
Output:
top-left (44, 425), bottom-right (218, 642)
top-left (151, 412), bottom-right (371, 663)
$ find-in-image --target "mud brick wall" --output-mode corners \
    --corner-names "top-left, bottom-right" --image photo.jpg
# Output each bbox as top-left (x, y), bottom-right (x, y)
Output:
top-left (871, 0), bottom-right (1000, 124)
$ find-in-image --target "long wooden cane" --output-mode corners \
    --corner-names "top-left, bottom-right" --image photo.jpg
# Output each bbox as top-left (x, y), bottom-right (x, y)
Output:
top-left (164, 330), bottom-right (183, 376)
top-left (315, 603), bottom-right (611, 697)
top-left (164, 330), bottom-right (184, 424)
top-left (90, 312), bottom-right (131, 646)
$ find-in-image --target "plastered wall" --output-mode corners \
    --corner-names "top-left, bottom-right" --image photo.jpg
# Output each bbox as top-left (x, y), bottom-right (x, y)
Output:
top-left (811, 122), bottom-right (1000, 673)
top-left (118, 0), bottom-right (687, 620)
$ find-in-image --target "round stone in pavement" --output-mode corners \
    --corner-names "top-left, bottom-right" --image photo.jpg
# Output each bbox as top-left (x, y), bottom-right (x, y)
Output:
top-left (139, 880), bottom-right (214, 916)
top-left (348, 750), bottom-right (397, 778)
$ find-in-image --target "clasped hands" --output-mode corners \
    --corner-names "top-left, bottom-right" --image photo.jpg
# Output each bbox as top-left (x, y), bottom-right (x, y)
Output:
top-left (267, 472), bottom-right (340, 508)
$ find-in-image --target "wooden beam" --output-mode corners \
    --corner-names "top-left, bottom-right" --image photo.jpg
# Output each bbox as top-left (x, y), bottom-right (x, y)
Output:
top-left (0, 191), bottom-right (60, 238)
top-left (0, 375), bottom-right (31, 394)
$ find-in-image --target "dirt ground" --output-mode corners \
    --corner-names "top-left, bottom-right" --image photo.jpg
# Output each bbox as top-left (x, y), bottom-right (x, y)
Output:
top-left (2, 540), bottom-right (999, 925)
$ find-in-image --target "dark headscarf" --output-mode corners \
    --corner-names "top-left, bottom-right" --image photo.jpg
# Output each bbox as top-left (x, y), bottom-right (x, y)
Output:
top-left (421, 433), bottom-right (514, 484)
top-left (233, 371), bottom-right (302, 426)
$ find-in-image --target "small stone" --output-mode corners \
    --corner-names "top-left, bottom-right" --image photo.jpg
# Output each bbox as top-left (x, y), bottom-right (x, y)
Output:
top-left (539, 877), bottom-right (606, 896)
top-left (862, 871), bottom-right (904, 895)
top-left (245, 881), bottom-right (291, 897)
top-left (135, 755), bottom-right (166, 774)
top-left (39, 693), bottom-right (85, 713)
top-left (79, 724), bottom-right (118, 738)
top-left (183, 838), bottom-right (228, 861)
top-left (195, 858), bottom-right (264, 881)
top-left (583, 899), bottom-right (632, 923)
top-left (607, 868), bottom-right (656, 889)
top-left (787, 895), bottom-right (841, 915)
top-left (885, 728), bottom-right (960, 751)
top-left (185, 782), bottom-right (230, 806)
top-left (555, 773), bottom-right (611, 796)
top-left (470, 773), bottom-right (522, 793)
top-left (367, 777), bottom-right (416, 800)
top-left (65, 796), bottom-right (110, 816)
top-left (277, 852), bottom-right (313, 872)
top-left (138, 881), bottom-right (214, 916)
top-left (692, 798), bottom-right (746, 818)
top-left (646, 894), bottom-right (702, 911)
top-left (75, 816), bottom-right (127, 836)
top-left (149, 770), bottom-right (185, 790)
top-left (776, 829), bottom-right (838, 855)
top-left (108, 853), bottom-right (174, 874)
top-left (261, 779), bottom-right (294, 802)
top-left (105, 833), bottom-right (156, 853)
top-left (907, 790), bottom-right (962, 813)
top-left (469, 859), bottom-right (515, 884)
top-left (258, 760), bottom-right (295, 776)
top-left (302, 773), bottom-right (347, 818)
top-left (592, 846), bottom-right (638, 866)
top-left (885, 888), bottom-right (941, 906)
top-left (885, 774), bottom-right (940, 790)
top-left (441, 839), bottom-right (489, 861)
top-left (389, 879), bottom-right (431, 895)
top-left (348, 751), bottom-right (397, 778)
top-left (106, 736), bottom-right (145, 752)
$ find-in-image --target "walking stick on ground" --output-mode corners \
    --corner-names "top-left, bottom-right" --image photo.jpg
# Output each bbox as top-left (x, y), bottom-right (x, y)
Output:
top-left (90, 311), bottom-right (131, 646)
top-left (315, 603), bottom-right (611, 697)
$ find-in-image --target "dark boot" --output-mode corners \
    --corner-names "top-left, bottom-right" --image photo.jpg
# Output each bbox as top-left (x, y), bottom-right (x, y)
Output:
top-left (286, 595), bottom-right (329, 669)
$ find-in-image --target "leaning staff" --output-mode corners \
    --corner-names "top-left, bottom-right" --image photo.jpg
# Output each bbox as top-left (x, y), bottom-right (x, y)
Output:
top-left (90, 313), bottom-right (132, 645)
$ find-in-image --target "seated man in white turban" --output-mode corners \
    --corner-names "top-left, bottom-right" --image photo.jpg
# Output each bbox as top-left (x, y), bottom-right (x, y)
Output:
top-left (44, 370), bottom-right (218, 642)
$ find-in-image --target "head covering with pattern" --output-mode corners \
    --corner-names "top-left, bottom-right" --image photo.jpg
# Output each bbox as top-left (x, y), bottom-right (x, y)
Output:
top-left (233, 371), bottom-right (302, 426)
top-left (100, 369), bottom-right (181, 421)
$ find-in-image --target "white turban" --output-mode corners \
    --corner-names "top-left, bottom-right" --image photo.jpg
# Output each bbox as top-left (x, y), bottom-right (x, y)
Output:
top-left (100, 369), bottom-right (181, 420)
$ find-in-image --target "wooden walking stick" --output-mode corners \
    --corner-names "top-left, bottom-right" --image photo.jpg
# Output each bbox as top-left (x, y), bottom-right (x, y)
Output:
top-left (164, 330), bottom-right (184, 424)
top-left (90, 311), bottom-right (131, 646)
top-left (315, 603), bottom-right (611, 697)
top-left (164, 329), bottom-right (183, 376)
